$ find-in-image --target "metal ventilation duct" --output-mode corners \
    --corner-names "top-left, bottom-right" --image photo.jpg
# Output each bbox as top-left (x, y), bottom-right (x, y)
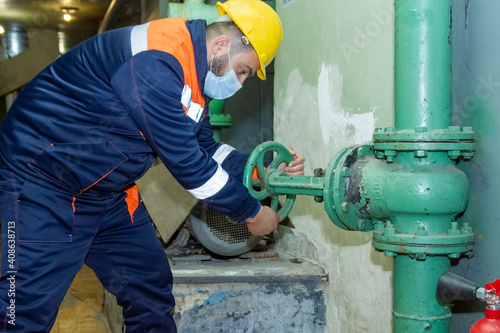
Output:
top-left (0, 23), bottom-right (28, 61)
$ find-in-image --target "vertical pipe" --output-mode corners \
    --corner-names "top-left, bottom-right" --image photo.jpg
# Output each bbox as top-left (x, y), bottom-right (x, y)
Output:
top-left (393, 256), bottom-right (451, 332)
top-left (393, 1), bottom-right (454, 332)
top-left (395, 0), bottom-right (452, 131)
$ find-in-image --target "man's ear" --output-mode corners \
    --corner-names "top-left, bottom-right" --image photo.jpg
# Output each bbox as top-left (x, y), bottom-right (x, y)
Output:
top-left (211, 35), bottom-right (230, 56)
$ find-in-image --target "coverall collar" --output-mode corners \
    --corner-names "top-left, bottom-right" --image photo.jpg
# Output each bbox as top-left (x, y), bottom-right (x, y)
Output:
top-left (185, 19), bottom-right (208, 95)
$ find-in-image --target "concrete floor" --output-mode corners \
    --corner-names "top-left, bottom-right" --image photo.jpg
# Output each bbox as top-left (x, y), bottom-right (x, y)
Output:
top-left (50, 265), bottom-right (111, 333)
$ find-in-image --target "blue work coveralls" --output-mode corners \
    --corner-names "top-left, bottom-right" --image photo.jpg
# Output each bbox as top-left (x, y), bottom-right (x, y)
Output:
top-left (0, 18), bottom-right (260, 332)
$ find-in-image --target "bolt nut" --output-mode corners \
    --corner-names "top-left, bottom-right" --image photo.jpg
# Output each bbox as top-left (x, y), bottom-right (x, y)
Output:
top-left (340, 202), bottom-right (350, 213)
top-left (385, 225), bottom-right (396, 234)
top-left (415, 126), bottom-right (428, 132)
top-left (448, 126), bottom-right (461, 132)
top-left (357, 220), bottom-right (366, 230)
top-left (463, 152), bottom-right (474, 160)
top-left (415, 227), bottom-right (428, 236)
top-left (414, 150), bottom-right (428, 158)
top-left (448, 221), bottom-right (461, 236)
top-left (415, 253), bottom-right (427, 261)
top-left (384, 251), bottom-right (397, 257)
top-left (461, 222), bottom-right (473, 234)
top-left (385, 127), bottom-right (396, 133)
top-left (448, 253), bottom-right (461, 259)
top-left (448, 150), bottom-right (461, 159)
top-left (463, 126), bottom-right (473, 132)
top-left (385, 150), bottom-right (396, 163)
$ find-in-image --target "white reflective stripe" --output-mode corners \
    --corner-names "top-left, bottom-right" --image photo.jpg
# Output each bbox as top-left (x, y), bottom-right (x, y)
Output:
top-left (187, 164), bottom-right (229, 200)
top-left (181, 85), bottom-right (192, 109)
top-left (187, 102), bottom-right (203, 123)
top-left (130, 22), bottom-right (151, 55)
top-left (212, 144), bottom-right (236, 164)
top-left (182, 85), bottom-right (204, 123)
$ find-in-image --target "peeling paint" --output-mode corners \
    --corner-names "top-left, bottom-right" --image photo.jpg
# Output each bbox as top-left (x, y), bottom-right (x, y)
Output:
top-left (317, 63), bottom-right (376, 145)
top-left (174, 292), bottom-right (210, 313)
top-left (173, 282), bottom-right (327, 332)
top-left (190, 292), bottom-right (228, 310)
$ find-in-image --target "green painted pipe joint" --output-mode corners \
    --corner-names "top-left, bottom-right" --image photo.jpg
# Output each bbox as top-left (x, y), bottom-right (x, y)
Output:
top-left (373, 126), bottom-right (476, 163)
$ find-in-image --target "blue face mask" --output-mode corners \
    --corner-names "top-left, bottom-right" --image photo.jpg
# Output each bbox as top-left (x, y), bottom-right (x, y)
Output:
top-left (204, 43), bottom-right (242, 99)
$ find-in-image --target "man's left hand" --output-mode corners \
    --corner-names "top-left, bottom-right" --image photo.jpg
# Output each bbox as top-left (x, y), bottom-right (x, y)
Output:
top-left (277, 146), bottom-right (305, 175)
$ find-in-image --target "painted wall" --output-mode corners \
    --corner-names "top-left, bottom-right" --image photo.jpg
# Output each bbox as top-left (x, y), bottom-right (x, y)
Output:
top-left (273, 0), bottom-right (395, 331)
top-left (450, 0), bottom-right (500, 331)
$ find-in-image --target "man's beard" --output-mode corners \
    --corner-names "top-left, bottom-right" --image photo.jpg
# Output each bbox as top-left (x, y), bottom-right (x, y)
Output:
top-left (208, 53), bottom-right (230, 77)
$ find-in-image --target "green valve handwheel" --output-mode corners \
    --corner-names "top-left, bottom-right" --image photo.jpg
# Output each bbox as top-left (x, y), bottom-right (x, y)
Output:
top-left (243, 141), bottom-right (297, 219)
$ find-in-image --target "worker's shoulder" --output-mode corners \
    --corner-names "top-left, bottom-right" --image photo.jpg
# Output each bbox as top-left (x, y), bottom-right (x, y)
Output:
top-left (127, 50), bottom-right (185, 87)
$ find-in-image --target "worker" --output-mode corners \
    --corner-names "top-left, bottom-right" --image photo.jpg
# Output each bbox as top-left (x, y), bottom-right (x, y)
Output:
top-left (0, 0), bottom-right (304, 331)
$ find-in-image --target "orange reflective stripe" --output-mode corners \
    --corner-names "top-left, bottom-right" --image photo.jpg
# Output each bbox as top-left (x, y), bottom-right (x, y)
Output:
top-left (72, 196), bottom-right (76, 213)
top-left (147, 18), bottom-right (206, 114)
top-left (140, 131), bottom-right (146, 141)
top-left (125, 185), bottom-right (140, 223)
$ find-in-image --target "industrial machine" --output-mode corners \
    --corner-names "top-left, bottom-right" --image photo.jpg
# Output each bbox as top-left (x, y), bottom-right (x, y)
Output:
top-left (186, 203), bottom-right (262, 257)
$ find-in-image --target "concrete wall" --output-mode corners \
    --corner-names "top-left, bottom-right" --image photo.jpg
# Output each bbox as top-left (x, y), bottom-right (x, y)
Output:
top-left (273, 0), bottom-right (395, 331)
top-left (450, 0), bottom-right (500, 331)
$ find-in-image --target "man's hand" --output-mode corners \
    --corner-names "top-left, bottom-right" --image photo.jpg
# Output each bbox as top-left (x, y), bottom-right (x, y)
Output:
top-left (245, 206), bottom-right (282, 236)
top-left (277, 146), bottom-right (305, 175)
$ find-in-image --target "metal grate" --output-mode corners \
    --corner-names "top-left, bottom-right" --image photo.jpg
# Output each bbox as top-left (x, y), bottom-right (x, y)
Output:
top-left (206, 208), bottom-right (252, 244)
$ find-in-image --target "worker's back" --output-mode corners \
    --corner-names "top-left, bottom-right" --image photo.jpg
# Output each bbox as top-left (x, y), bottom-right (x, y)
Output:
top-left (0, 26), bottom-right (156, 193)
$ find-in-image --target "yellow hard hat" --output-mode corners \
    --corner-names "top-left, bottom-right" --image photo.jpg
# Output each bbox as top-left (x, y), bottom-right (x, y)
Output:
top-left (216, 0), bottom-right (283, 80)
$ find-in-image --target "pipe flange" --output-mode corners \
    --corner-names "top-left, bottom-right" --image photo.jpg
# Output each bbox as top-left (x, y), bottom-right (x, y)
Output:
top-left (372, 226), bottom-right (475, 258)
top-left (323, 145), bottom-right (375, 232)
top-left (373, 126), bottom-right (475, 161)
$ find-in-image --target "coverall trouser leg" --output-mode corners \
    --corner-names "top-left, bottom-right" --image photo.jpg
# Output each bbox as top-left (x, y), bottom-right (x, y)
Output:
top-left (84, 190), bottom-right (176, 332)
top-left (0, 171), bottom-right (176, 332)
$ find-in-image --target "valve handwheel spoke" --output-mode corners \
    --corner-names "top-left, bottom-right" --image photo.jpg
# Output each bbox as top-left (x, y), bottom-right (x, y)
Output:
top-left (243, 142), bottom-right (297, 219)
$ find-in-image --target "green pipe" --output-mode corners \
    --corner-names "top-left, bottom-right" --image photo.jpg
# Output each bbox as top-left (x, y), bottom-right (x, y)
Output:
top-left (267, 174), bottom-right (324, 197)
top-left (393, 256), bottom-right (451, 332)
top-left (208, 98), bottom-right (231, 143)
top-left (395, 0), bottom-right (452, 130)
top-left (392, 0), bottom-right (456, 331)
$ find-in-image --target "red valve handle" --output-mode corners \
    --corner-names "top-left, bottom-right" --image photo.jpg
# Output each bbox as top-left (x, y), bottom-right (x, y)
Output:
top-left (485, 279), bottom-right (500, 297)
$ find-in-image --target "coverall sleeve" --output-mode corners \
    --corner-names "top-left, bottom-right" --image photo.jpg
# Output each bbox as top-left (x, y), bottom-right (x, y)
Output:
top-left (111, 50), bottom-right (259, 221)
top-left (196, 113), bottom-right (252, 183)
